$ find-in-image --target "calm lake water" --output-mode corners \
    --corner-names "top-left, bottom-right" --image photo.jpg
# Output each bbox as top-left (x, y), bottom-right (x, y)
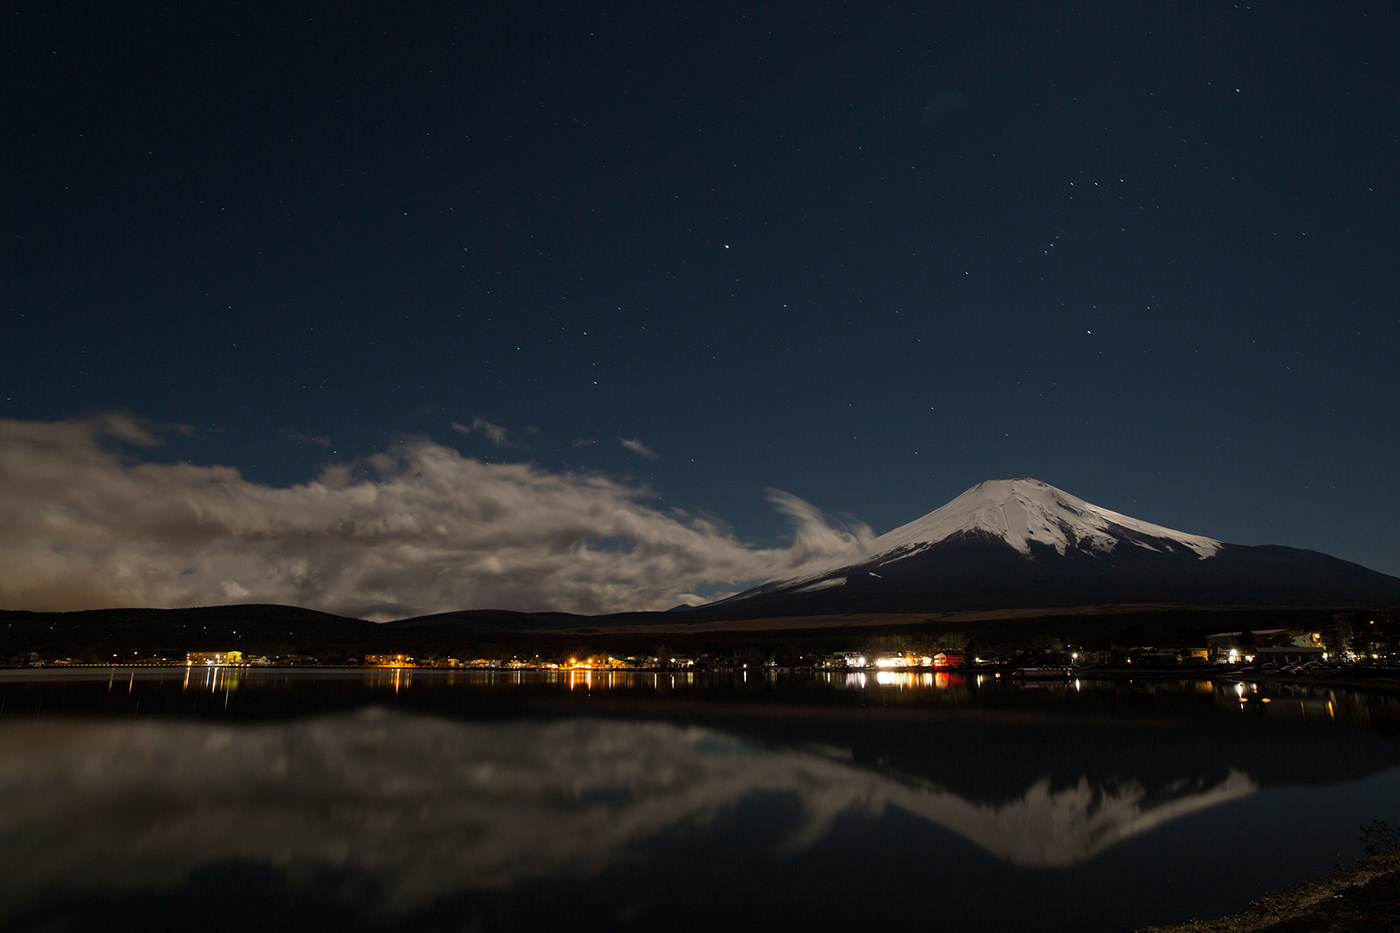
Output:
top-left (2, 667), bottom-right (1399, 932)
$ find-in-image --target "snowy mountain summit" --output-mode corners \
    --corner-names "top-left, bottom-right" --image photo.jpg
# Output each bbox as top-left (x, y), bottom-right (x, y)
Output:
top-left (873, 478), bottom-right (1221, 561)
top-left (703, 478), bottom-right (1400, 616)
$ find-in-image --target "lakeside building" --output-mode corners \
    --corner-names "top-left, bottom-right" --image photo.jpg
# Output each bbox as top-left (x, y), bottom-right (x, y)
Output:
top-left (185, 651), bottom-right (244, 665)
top-left (1206, 629), bottom-right (1298, 663)
top-left (365, 654), bottom-right (415, 667)
top-left (1253, 645), bottom-right (1327, 665)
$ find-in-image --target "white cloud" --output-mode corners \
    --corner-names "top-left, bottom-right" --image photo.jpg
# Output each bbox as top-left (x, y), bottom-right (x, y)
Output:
top-left (0, 415), bottom-right (873, 620)
top-left (451, 418), bottom-right (519, 449)
top-left (618, 437), bottom-right (659, 460)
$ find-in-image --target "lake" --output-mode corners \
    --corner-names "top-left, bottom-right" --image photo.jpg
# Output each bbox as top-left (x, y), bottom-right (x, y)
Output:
top-left (2, 667), bottom-right (1398, 932)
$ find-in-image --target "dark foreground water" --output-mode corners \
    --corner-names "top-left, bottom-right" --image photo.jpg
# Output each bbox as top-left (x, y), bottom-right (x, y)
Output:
top-left (2, 668), bottom-right (1399, 932)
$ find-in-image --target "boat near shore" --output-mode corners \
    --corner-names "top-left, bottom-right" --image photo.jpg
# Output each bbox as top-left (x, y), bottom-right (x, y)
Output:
top-left (1010, 665), bottom-right (1076, 680)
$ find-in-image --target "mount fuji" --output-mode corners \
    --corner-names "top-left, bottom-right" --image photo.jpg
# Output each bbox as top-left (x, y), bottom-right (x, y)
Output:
top-left (707, 479), bottom-right (1400, 616)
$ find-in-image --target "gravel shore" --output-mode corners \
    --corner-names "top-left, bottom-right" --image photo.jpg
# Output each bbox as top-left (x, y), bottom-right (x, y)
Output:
top-left (1139, 850), bottom-right (1400, 932)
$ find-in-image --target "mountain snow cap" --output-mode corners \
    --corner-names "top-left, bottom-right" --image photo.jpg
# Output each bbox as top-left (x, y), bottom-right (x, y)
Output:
top-left (873, 478), bottom-right (1222, 560)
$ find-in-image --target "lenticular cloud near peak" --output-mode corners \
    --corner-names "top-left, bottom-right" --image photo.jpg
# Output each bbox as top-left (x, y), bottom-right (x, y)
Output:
top-left (0, 415), bottom-right (867, 619)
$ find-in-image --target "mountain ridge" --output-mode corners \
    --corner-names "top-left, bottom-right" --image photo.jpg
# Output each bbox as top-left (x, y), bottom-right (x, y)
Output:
top-left (703, 478), bottom-right (1400, 617)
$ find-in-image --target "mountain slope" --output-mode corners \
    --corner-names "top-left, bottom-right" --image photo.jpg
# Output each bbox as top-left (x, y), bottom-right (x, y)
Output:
top-left (706, 479), bottom-right (1400, 616)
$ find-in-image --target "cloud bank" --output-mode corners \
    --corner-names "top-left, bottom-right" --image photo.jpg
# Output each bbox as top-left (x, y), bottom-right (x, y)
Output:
top-left (0, 415), bottom-right (873, 619)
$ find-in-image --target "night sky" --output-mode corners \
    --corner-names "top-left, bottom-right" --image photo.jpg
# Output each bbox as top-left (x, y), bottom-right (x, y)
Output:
top-left (4, 2), bottom-right (1398, 619)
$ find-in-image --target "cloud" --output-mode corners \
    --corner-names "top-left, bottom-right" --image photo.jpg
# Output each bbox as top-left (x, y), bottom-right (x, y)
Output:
top-left (618, 437), bottom-right (659, 461)
top-left (281, 429), bottom-right (333, 448)
top-left (451, 418), bottom-right (521, 449)
top-left (0, 415), bottom-right (874, 619)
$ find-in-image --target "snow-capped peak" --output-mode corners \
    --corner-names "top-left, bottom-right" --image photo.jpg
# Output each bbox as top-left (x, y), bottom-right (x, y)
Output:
top-left (872, 478), bottom-right (1221, 560)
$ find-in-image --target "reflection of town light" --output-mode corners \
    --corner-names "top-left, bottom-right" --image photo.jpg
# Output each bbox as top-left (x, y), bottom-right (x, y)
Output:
top-left (875, 671), bottom-right (901, 686)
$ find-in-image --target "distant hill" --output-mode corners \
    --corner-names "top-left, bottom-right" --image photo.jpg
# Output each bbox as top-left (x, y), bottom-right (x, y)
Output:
top-left (4, 480), bottom-right (1397, 659)
top-left (0, 604), bottom-right (379, 660)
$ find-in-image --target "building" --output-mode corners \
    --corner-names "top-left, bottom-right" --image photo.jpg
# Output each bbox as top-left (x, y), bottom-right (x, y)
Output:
top-left (185, 651), bottom-right (244, 665)
top-left (1254, 645), bottom-right (1327, 666)
top-left (365, 654), bottom-right (415, 667)
top-left (1205, 629), bottom-right (1295, 663)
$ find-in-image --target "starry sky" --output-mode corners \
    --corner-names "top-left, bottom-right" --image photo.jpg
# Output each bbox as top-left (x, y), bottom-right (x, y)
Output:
top-left (4, 2), bottom-right (1398, 618)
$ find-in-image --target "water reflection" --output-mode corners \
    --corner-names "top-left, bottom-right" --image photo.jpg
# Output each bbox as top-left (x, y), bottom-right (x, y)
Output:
top-left (0, 709), bottom-right (1256, 917)
top-left (182, 663), bottom-right (243, 695)
top-left (2, 672), bottom-right (1400, 931)
top-left (870, 670), bottom-right (963, 689)
top-left (1216, 678), bottom-right (1400, 730)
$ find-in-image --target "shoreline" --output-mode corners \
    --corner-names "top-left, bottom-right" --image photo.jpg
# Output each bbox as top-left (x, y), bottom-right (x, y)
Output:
top-left (1139, 850), bottom-right (1400, 932)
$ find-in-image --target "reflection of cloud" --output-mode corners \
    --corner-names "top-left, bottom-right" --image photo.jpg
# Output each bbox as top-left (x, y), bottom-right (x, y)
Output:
top-left (0, 710), bottom-right (1258, 925)
top-left (0, 415), bottom-right (872, 618)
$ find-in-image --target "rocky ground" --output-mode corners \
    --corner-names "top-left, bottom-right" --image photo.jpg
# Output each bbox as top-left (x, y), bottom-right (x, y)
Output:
top-left (1140, 851), bottom-right (1400, 932)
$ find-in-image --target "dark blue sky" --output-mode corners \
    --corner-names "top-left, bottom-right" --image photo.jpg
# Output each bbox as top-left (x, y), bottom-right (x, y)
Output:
top-left (4, 2), bottom-right (1397, 614)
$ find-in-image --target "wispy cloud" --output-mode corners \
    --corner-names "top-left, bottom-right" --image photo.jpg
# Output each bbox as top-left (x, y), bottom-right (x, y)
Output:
top-left (618, 437), bottom-right (659, 461)
top-left (451, 418), bottom-right (522, 449)
top-left (281, 429), bottom-right (333, 448)
top-left (0, 415), bottom-right (873, 620)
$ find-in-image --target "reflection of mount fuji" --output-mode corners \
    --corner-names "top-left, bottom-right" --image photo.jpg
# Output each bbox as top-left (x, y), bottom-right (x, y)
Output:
top-left (4, 707), bottom-right (1399, 925)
